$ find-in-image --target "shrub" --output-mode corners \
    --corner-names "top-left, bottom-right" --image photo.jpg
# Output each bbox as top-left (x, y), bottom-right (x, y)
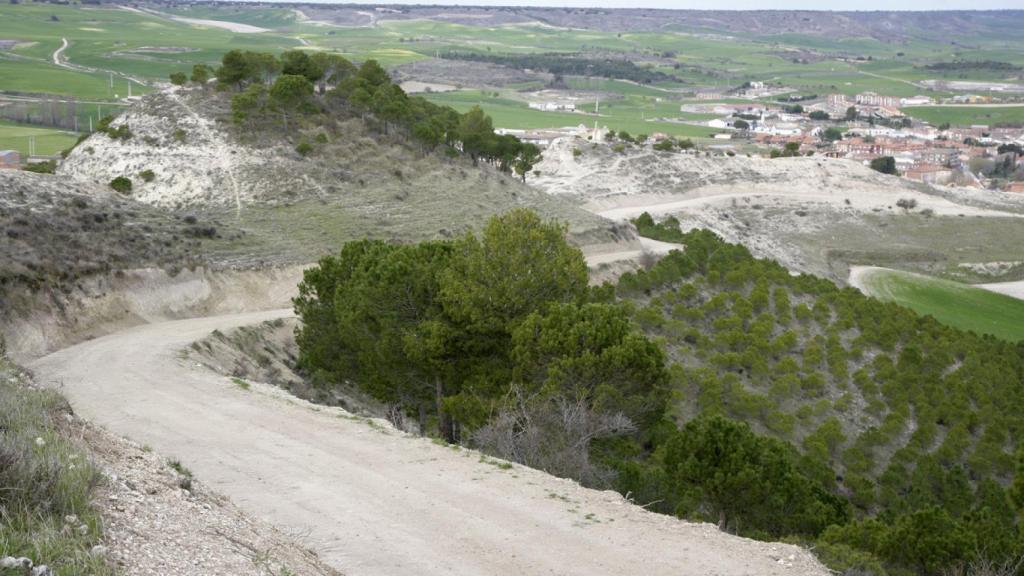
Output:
top-left (97, 116), bottom-right (131, 140)
top-left (663, 415), bottom-right (848, 537)
top-left (0, 359), bottom-right (110, 574)
top-left (172, 128), bottom-right (187, 143)
top-left (23, 160), bottom-right (56, 174)
top-left (896, 197), bottom-right (918, 211)
top-left (653, 139), bottom-right (674, 152)
top-left (315, 132), bottom-right (329, 144)
top-left (139, 169), bottom-right (155, 183)
top-left (295, 142), bottom-right (313, 156)
top-left (109, 176), bottom-right (132, 194)
top-left (169, 72), bottom-right (187, 86)
top-left (168, 459), bottom-right (193, 491)
top-left (870, 156), bottom-right (897, 175)
top-left (108, 124), bottom-right (131, 140)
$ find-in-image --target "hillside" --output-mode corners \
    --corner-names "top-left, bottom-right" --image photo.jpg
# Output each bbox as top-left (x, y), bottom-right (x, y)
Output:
top-left (613, 226), bottom-right (1024, 572)
top-left (291, 5), bottom-right (1024, 42)
top-left (55, 88), bottom-right (631, 267)
top-left (0, 169), bottom-right (222, 290)
top-left (533, 138), bottom-right (1024, 282)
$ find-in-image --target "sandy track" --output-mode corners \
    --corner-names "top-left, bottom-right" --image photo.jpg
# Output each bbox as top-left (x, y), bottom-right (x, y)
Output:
top-left (852, 265), bottom-right (1024, 303)
top-left (52, 37), bottom-right (68, 66)
top-left (165, 16), bottom-right (269, 33)
top-left (585, 236), bottom-right (683, 265)
top-left (121, 5), bottom-right (269, 33)
top-left (29, 310), bottom-right (826, 576)
top-left (978, 279), bottom-right (1024, 300)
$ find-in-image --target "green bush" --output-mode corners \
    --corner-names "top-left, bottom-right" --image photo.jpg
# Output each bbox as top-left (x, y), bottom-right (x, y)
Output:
top-left (109, 176), bottom-right (132, 194)
top-left (96, 116), bottom-right (131, 140)
top-left (23, 160), bottom-right (56, 174)
top-left (653, 139), bottom-right (675, 152)
top-left (139, 169), bottom-right (155, 182)
top-left (294, 210), bottom-right (660, 454)
top-left (662, 415), bottom-right (848, 537)
top-left (295, 142), bottom-right (313, 156)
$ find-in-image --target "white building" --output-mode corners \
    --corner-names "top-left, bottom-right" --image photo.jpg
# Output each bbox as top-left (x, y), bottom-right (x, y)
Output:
top-left (753, 122), bottom-right (803, 136)
top-left (900, 95), bottom-right (934, 106)
top-left (528, 102), bottom-right (576, 112)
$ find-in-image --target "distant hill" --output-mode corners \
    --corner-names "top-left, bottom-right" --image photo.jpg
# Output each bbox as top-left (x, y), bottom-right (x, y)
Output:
top-left (277, 4), bottom-right (1024, 43)
top-left (57, 87), bottom-right (630, 268)
top-left (531, 138), bottom-right (1024, 284)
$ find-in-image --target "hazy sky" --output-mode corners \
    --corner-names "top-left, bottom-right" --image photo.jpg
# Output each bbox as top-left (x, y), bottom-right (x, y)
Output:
top-left (284, 0), bottom-right (1021, 9)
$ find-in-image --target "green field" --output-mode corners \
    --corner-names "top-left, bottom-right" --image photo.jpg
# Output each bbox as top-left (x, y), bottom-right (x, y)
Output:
top-left (857, 267), bottom-right (1024, 342)
top-left (0, 120), bottom-right (78, 157)
top-left (423, 89), bottom-right (722, 138)
top-left (902, 105), bottom-right (1024, 127)
top-left (2, 3), bottom-right (1023, 138)
top-left (0, 3), bottom-right (301, 99)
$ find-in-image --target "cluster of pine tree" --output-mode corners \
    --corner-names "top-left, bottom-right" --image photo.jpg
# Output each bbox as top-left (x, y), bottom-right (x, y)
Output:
top-left (622, 214), bottom-right (1024, 575)
top-left (171, 50), bottom-right (541, 181)
top-left (294, 210), bottom-right (669, 485)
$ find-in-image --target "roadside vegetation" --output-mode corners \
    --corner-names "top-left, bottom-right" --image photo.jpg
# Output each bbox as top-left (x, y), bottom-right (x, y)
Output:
top-left (0, 353), bottom-right (112, 575)
top-left (298, 209), bottom-right (1024, 576)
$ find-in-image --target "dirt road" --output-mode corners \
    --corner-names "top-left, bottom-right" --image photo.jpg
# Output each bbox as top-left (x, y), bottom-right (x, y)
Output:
top-left (52, 37), bottom-right (69, 66)
top-left (28, 309), bottom-right (826, 575)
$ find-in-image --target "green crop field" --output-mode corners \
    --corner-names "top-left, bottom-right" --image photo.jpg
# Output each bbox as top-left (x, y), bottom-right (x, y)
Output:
top-left (0, 120), bottom-right (78, 157)
top-left (857, 267), bottom-right (1024, 342)
top-left (2, 3), bottom-right (1022, 141)
top-left (902, 105), bottom-right (1024, 127)
top-left (0, 3), bottom-right (302, 98)
top-left (422, 89), bottom-right (722, 138)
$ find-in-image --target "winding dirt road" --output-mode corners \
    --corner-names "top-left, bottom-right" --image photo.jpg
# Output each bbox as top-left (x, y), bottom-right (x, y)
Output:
top-left (29, 310), bottom-right (827, 576)
top-left (52, 37), bottom-right (69, 67)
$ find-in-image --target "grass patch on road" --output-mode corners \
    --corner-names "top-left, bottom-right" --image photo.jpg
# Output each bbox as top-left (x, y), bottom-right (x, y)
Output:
top-left (0, 356), bottom-right (112, 574)
top-left (858, 268), bottom-right (1024, 342)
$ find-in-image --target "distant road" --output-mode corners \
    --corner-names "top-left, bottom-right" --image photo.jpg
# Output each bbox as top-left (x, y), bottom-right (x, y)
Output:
top-left (47, 36), bottom-right (149, 90)
top-left (52, 37), bottom-right (69, 67)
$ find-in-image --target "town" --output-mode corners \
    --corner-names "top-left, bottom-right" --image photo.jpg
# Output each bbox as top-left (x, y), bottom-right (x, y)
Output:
top-left (506, 85), bottom-right (1024, 192)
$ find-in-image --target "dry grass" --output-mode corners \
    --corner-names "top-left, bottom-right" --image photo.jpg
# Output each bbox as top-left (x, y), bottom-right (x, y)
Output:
top-left (0, 356), bottom-right (113, 575)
